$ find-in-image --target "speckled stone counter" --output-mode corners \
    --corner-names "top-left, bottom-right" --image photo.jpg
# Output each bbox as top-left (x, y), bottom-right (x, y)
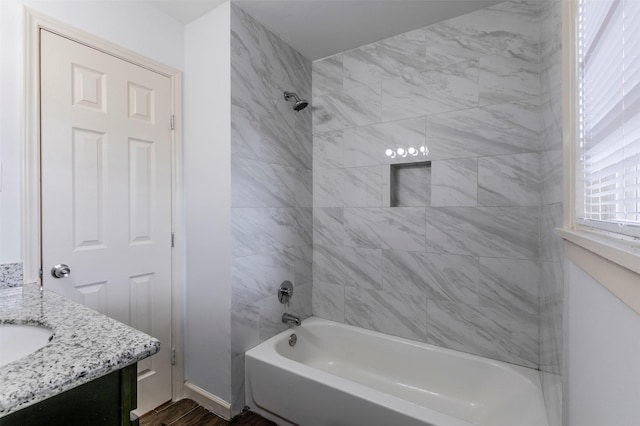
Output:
top-left (0, 283), bottom-right (160, 416)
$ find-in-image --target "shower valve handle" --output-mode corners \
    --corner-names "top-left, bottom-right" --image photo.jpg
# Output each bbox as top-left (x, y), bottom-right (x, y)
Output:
top-left (278, 281), bottom-right (294, 305)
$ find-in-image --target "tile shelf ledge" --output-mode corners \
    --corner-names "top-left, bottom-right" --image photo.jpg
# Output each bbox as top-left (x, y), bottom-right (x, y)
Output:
top-left (557, 227), bottom-right (640, 315)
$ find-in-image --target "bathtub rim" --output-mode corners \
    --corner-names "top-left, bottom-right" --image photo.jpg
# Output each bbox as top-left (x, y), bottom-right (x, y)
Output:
top-left (245, 316), bottom-right (547, 426)
top-left (249, 317), bottom-right (542, 384)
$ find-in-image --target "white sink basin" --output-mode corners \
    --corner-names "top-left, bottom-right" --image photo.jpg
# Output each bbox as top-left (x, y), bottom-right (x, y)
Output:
top-left (0, 324), bottom-right (53, 367)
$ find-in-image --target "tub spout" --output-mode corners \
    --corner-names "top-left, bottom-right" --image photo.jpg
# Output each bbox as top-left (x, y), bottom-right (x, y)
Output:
top-left (282, 313), bottom-right (301, 326)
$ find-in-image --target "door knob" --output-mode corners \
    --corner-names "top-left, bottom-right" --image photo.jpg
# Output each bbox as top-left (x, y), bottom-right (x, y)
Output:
top-left (51, 264), bottom-right (71, 278)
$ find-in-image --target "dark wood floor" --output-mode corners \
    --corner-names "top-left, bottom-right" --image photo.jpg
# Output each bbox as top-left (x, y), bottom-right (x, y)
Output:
top-left (139, 399), bottom-right (276, 426)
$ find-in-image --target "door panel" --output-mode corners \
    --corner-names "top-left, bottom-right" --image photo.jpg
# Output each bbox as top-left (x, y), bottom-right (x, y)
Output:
top-left (40, 30), bottom-right (173, 414)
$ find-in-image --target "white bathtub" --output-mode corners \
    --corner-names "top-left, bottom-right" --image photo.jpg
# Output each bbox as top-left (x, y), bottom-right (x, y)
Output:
top-left (245, 317), bottom-right (548, 426)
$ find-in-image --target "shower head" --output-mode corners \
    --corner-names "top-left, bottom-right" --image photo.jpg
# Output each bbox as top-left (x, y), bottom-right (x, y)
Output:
top-left (284, 91), bottom-right (309, 111)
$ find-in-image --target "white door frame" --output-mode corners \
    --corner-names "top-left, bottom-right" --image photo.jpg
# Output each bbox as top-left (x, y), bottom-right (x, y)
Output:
top-left (22, 7), bottom-right (186, 403)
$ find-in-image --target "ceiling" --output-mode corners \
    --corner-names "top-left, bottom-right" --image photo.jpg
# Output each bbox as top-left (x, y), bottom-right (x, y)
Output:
top-left (149, 1), bottom-right (227, 25)
top-left (151, 0), bottom-right (502, 61)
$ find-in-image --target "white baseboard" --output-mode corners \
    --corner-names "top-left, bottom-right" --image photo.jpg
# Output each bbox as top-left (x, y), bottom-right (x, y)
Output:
top-left (183, 381), bottom-right (231, 420)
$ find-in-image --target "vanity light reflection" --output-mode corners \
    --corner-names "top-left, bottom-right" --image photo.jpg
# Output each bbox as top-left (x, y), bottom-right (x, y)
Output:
top-left (385, 146), bottom-right (429, 158)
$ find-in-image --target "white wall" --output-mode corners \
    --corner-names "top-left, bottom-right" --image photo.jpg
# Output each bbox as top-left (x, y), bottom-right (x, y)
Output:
top-left (0, 0), bottom-right (234, 405)
top-left (0, 1), bottom-right (184, 263)
top-left (0, 2), bottom-right (27, 263)
top-left (183, 2), bottom-right (232, 402)
top-left (567, 259), bottom-right (640, 425)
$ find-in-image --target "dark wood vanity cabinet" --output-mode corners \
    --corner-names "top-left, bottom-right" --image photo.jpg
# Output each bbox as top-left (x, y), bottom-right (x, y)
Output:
top-left (1, 364), bottom-right (139, 426)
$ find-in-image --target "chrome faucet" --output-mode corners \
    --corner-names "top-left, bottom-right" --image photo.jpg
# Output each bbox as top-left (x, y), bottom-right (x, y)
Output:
top-left (282, 313), bottom-right (301, 326)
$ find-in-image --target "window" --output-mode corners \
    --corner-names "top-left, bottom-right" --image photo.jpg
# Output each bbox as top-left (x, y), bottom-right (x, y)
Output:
top-left (577, 0), bottom-right (640, 238)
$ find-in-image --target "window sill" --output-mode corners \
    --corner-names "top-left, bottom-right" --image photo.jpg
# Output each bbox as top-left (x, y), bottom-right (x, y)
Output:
top-left (557, 228), bottom-right (640, 314)
top-left (556, 228), bottom-right (640, 275)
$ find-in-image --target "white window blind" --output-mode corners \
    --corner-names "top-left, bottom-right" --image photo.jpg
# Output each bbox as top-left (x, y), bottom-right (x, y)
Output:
top-left (578, 0), bottom-right (640, 237)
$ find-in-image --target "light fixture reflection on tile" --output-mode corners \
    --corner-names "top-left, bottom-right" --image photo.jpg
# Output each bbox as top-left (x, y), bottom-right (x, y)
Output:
top-left (385, 145), bottom-right (429, 159)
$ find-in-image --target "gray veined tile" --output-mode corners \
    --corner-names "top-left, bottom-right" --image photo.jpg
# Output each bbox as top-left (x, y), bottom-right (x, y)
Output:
top-left (381, 250), bottom-right (429, 296)
top-left (478, 153), bottom-right (541, 207)
top-left (313, 54), bottom-right (343, 97)
top-left (541, 0), bottom-right (562, 57)
top-left (313, 168), bottom-right (343, 207)
top-left (295, 102), bottom-right (313, 137)
top-left (257, 294), bottom-right (290, 341)
top-left (295, 168), bottom-right (312, 208)
top-left (313, 244), bottom-right (383, 290)
top-left (541, 149), bottom-right (563, 205)
top-left (231, 208), bottom-right (312, 257)
top-left (258, 20), bottom-right (311, 97)
top-left (231, 104), bottom-right (261, 161)
top-left (345, 286), bottom-right (427, 342)
top-left (297, 113), bottom-right (313, 157)
top-left (233, 5), bottom-right (312, 132)
top-left (231, 61), bottom-right (271, 123)
top-left (343, 117), bottom-right (426, 168)
top-left (431, 158), bottom-right (478, 207)
top-left (540, 371), bottom-right (562, 426)
top-left (313, 84), bottom-right (381, 133)
top-left (540, 262), bottom-right (563, 374)
top-left (255, 286), bottom-right (311, 344)
top-left (232, 252), bottom-right (295, 306)
top-left (290, 282), bottom-right (313, 319)
top-left (231, 5), bottom-right (261, 53)
top-left (343, 28), bottom-right (426, 89)
top-left (540, 203), bottom-right (563, 261)
top-left (478, 257), bottom-right (540, 315)
top-left (423, 22), bottom-right (485, 70)
top-left (541, 94), bottom-right (562, 153)
top-left (313, 130), bottom-right (344, 169)
top-left (427, 299), bottom-right (538, 368)
top-left (343, 207), bottom-right (426, 251)
top-left (382, 250), bottom-right (480, 304)
top-left (313, 208), bottom-right (345, 246)
top-left (231, 7), bottom-right (273, 114)
top-left (260, 116), bottom-right (312, 169)
top-left (381, 59), bottom-right (479, 121)
top-left (290, 244), bottom-right (313, 284)
top-left (540, 260), bottom-right (564, 306)
top-left (487, 0), bottom-right (542, 31)
top-left (479, 55), bottom-right (540, 106)
top-left (231, 354), bottom-right (246, 414)
top-left (423, 0), bottom-right (540, 67)
top-left (274, 86), bottom-right (309, 131)
top-left (427, 100), bottom-right (541, 160)
top-left (341, 166), bottom-right (383, 207)
top-left (424, 207), bottom-right (539, 259)
top-left (541, 314), bottom-right (562, 371)
top-left (540, 305), bottom-right (563, 374)
top-left (231, 32), bottom-right (287, 127)
top-left (231, 157), bottom-right (298, 208)
top-left (231, 302), bottom-right (259, 356)
top-left (312, 281), bottom-right (345, 322)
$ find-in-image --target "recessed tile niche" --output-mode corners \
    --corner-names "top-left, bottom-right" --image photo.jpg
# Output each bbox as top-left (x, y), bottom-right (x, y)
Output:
top-left (386, 162), bottom-right (431, 207)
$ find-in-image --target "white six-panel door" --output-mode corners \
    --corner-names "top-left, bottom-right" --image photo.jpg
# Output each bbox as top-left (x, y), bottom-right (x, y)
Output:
top-left (40, 30), bottom-right (173, 414)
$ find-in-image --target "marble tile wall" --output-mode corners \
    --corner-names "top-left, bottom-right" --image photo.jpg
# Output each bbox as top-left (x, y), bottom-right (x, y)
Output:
top-left (230, 4), bottom-right (312, 415)
top-left (0, 263), bottom-right (22, 289)
top-left (539, 0), bottom-right (564, 425)
top-left (312, 0), bottom-right (543, 369)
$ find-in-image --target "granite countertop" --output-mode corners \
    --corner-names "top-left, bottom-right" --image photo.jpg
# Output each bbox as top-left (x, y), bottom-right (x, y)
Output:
top-left (0, 283), bottom-right (160, 417)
